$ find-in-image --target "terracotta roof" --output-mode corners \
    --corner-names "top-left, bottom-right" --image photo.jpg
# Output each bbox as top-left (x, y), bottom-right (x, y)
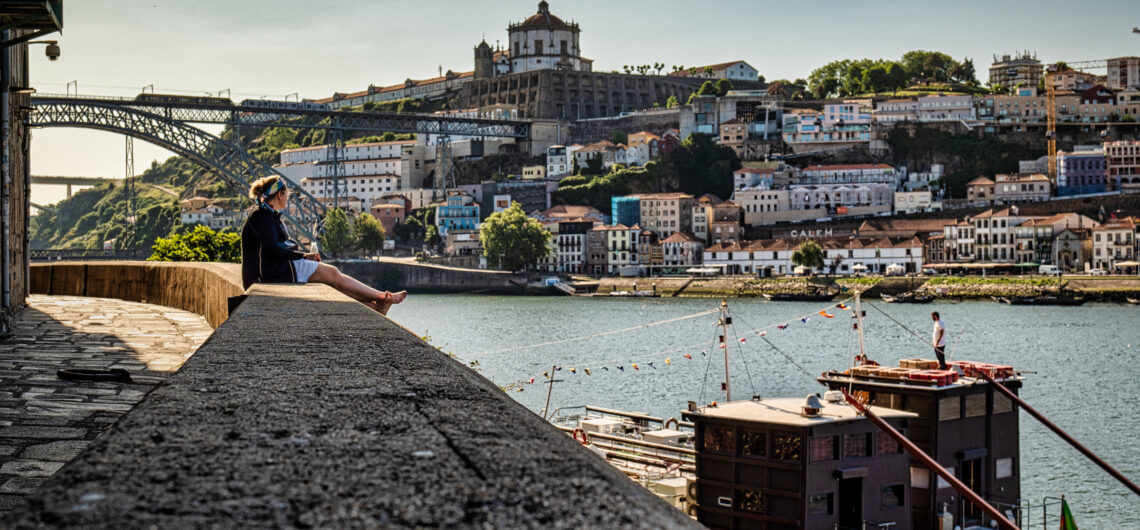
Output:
top-left (516, 2), bottom-right (574, 30)
top-left (370, 204), bottom-right (404, 210)
top-left (967, 176), bottom-right (995, 185)
top-left (662, 232), bottom-right (702, 243)
top-left (856, 218), bottom-right (958, 234)
top-left (802, 164), bottom-right (895, 172)
top-left (539, 205), bottom-right (603, 218)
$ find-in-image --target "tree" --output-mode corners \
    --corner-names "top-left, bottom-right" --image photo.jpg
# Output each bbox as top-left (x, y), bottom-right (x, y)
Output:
top-left (479, 202), bottom-right (551, 271)
top-left (584, 153), bottom-right (604, 175)
top-left (665, 95), bottom-right (680, 108)
top-left (149, 225), bottom-right (240, 263)
top-left (703, 66), bottom-right (714, 78)
top-left (353, 212), bottom-right (386, 256)
top-left (611, 130), bottom-right (629, 146)
top-left (885, 63), bottom-right (907, 91)
top-left (791, 240), bottom-right (825, 273)
top-left (654, 62), bottom-right (665, 75)
top-left (319, 207), bottom-right (354, 257)
top-left (623, 65), bottom-right (633, 75)
top-left (714, 79), bottom-right (734, 97)
top-left (756, 74), bottom-right (766, 83)
top-left (861, 65), bottom-right (890, 94)
top-left (696, 80), bottom-right (718, 97)
top-left (1053, 61), bottom-right (1070, 72)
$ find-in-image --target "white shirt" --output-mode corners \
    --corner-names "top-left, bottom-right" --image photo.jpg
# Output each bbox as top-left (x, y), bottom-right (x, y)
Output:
top-left (933, 319), bottom-right (947, 347)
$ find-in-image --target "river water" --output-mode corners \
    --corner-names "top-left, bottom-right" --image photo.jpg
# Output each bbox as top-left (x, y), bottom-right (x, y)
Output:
top-left (394, 295), bottom-right (1140, 528)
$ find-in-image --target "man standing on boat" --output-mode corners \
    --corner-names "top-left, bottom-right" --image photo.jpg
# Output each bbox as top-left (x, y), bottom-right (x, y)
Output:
top-left (932, 311), bottom-right (948, 369)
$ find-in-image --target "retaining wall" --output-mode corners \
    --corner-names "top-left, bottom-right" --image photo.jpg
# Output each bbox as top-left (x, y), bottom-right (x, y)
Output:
top-left (9, 263), bottom-right (694, 528)
top-left (336, 259), bottom-right (529, 295)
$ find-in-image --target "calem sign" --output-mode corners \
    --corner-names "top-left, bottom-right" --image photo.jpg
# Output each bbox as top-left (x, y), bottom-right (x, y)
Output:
top-left (789, 228), bottom-right (834, 238)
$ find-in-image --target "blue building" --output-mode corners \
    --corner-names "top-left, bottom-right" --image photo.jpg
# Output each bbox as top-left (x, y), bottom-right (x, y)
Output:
top-left (436, 193), bottom-right (480, 236)
top-left (611, 196), bottom-right (640, 227)
top-left (1056, 149), bottom-right (1107, 196)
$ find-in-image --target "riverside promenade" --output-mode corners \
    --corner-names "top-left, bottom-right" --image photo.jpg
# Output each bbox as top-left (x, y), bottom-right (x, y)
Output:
top-left (3, 262), bottom-right (696, 528)
top-left (0, 295), bottom-right (212, 511)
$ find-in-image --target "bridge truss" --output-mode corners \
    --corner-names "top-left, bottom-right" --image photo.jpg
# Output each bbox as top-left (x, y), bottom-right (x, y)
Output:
top-left (29, 94), bottom-right (532, 242)
top-left (29, 100), bottom-right (328, 242)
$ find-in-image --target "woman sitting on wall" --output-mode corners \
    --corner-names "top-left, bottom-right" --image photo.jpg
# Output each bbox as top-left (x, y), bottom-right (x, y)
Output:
top-left (241, 176), bottom-right (406, 315)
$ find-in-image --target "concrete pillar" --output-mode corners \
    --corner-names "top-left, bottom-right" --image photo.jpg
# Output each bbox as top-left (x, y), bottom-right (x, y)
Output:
top-left (66, 184), bottom-right (72, 198)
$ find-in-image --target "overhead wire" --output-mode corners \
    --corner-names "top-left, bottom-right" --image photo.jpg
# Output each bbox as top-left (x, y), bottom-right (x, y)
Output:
top-left (864, 301), bottom-right (931, 348)
top-left (471, 307), bottom-right (720, 356)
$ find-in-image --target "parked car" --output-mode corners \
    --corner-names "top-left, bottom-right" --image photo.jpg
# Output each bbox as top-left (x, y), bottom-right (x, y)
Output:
top-left (1088, 268), bottom-right (1108, 276)
top-left (1038, 265), bottom-right (1061, 276)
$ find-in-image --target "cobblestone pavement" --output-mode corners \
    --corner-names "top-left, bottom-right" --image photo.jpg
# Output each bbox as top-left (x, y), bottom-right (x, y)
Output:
top-left (0, 295), bottom-right (212, 511)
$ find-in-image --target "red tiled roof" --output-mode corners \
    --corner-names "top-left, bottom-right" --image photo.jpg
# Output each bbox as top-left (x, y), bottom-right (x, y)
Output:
top-left (662, 232), bottom-right (702, 243)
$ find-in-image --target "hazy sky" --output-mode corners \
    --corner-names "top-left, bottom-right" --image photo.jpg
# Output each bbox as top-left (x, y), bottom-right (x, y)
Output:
top-left (28, 0), bottom-right (1139, 205)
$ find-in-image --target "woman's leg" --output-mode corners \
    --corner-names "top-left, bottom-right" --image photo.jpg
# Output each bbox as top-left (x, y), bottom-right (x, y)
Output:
top-left (308, 263), bottom-right (406, 311)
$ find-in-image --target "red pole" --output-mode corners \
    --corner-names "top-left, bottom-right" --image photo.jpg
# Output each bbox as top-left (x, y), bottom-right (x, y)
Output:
top-left (976, 370), bottom-right (1140, 498)
top-left (841, 390), bottom-right (1019, 530)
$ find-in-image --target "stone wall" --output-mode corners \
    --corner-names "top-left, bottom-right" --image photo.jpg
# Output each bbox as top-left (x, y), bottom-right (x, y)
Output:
top-left (29, 262), bottom-right (243, 328)
top-left (336, 259), bottom-right (528, 295)
top-left (568, 109), bottom-right (682, 144)
top-left (3, 282), bottom-right (696, 528)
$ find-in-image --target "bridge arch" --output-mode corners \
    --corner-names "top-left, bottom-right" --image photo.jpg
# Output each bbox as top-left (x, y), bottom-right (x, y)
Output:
top-left (29, 100), bottom-right (327, 241)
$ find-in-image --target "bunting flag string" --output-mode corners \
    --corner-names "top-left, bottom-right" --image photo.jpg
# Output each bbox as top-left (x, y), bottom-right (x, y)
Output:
top-left (507, 296), bottom-right (859, 392)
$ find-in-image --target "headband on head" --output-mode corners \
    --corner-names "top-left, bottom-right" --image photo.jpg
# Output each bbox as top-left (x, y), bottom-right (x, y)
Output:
top-left (261, 179), bottom-right (286, 200)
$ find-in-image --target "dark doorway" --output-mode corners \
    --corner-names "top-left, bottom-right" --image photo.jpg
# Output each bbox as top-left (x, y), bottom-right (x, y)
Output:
top-left (838, 477), bottom-right (863, 529)
top-left (962, 458), bottom-right (984, 525)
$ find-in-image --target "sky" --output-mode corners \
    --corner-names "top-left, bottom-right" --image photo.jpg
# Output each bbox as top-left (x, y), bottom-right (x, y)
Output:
top-left (27, 0), bottom-right (1140, 206)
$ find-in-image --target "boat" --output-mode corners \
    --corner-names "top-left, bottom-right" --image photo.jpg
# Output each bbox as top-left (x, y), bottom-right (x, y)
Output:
top-left (994, 294), bottom-right (1086, 306)
top-left (881, 291), bottom-right (935, 303)
top-left (762, 291), bottom-right (837, 302)
top-left (547, 296), bottom-right (1102, 529)
top-left (1127, 297), bottom-right (1140, 305)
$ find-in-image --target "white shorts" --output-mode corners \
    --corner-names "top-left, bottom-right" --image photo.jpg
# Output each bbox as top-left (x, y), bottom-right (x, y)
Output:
top-left (291, 259), bottom-right (319, 283)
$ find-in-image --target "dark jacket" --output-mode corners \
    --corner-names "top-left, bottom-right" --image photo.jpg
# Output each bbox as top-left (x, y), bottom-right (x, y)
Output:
top-left (241, 204), bottom-right (306, 289)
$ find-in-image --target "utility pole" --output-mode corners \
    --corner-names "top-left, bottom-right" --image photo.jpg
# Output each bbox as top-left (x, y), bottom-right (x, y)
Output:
top-left (719, 299), bottom-right (732, 401)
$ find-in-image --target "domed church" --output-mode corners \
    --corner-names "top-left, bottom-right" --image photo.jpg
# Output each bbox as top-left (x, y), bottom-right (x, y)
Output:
top-left (475, 1), bottom-right (592, 79)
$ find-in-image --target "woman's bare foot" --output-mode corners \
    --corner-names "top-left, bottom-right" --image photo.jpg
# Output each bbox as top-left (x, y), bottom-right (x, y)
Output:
top-left (371, 291), bottom-right (405, 316)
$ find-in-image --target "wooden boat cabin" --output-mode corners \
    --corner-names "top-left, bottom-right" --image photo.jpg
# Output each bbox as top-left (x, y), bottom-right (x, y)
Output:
top-left (819, 359), bottom-right (1022, 529)
top-left (683, 396), bottom-right (915, 530)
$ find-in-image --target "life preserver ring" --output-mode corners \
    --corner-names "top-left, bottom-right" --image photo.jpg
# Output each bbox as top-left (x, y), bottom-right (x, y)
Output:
top-left (572, 427), bottom-right (589, 444)
top-left (686, 480), bottom-right (698, 501)
top-left (664, 417), bottom-right (679, 430)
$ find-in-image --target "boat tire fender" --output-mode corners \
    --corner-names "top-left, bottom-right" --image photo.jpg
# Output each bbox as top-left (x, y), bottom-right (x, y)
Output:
top-left (572, 427), bottom-right (588, 444)
top-left (664, 417), bottom-right (679, 430)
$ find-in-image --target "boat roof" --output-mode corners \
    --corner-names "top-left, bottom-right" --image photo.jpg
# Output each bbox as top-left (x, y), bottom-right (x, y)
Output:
top-left (686, 397), bottom-right (914, 427)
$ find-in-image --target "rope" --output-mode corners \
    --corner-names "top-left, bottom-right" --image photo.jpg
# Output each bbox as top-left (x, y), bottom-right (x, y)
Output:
top-left (758, 335), bottom-right (822, 385)
top-left (729, 323), bottom-right (757, 398)
top-left (864, 301), bottom-right (931, 348)
top-left (471, 307), bottom-right (720, 356)
top-left (698, 324), bottom-right (719, 405)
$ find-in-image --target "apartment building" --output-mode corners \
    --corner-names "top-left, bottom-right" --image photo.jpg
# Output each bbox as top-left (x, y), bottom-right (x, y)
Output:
top-left (783, 100), bottom-right (873, 144)
top-left (972, 208), bottom-right (1037, 263)
top-left (874, 99), bottom-right (917, 123)
top-left (1056, 149), bottom-right (1107, 196)
top-left (894, 191), bottom-right (933, 213)
top-left (798, 164), bottom-right (898, 186)
top-left (989, 52), bottom-right (1043, 89)
top-left (546, 145), bottom-right (571, 178)
top-left (993, 173), bottom-right (1051, 204)
top-left (702, 237), bottom-right (924, 276)
top-left (1105, 140), bottom-right (1140, 192)
top-left (1092, 217), bottom-right (1137, 270)
top-left (966, 177), bottom-right (996, 207)
top-left (636, 193), bottom-right (694, 240)
top-left (917, 94), bottom-right (975, 122)
top-left (661, 232), bottom-right (704, 267)
top-left (1107, 56), bottom-right (1140, 91)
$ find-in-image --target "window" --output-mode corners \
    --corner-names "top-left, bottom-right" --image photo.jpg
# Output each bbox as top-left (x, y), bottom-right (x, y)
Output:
top-left (811, 435), bottom-right (837, 461)
top-left (844, 432), bottom-right (871, 458)
top-left (882, 484), bottom-right (905, 508)
top-left (808, 493), bottom-right (833, 517)
top-left (876, 432), bottom-right (901, 455)
top-left (965, 393), bottom-right (987, 417)
top-left (703, 426), bottom-right (734, 454)
top-left (996, 457), bottom-right (1013, 479)
top-left (773, 433), bottom-right (801, 461)
top-left (939, 396), bottom-right (961, 421)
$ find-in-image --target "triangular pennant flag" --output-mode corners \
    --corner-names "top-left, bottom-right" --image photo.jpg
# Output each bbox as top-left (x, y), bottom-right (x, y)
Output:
top-left (801, 317), bottom-right (810, 324)
top-left (701, 350), bottom-right (708, 356)
top-left (665, 358), bottom-right (671, 365)
top-left (777, 323), bottom-right (788, 330)
top-left (648, 362), bottom-right (656, 369)
top-left (683, 354), bottom-right (692, 360)
top-left (584, 368), bottom-right (591, 376)
top-left (617, 366), bottom-right (624, 372)
top-left (543, 371), bottom-right (549, 379)
top-left (718, 343), bottom-right (726, 349)
top-left (757, 331), bottom-right (768, 337)
top-left (528, 378), bottom-right (535, 384)
top-left (570, 368), bottom-right (577, 374)
top-left (632, 363), bottom-right (639, 370)
top-left (603, 367), bottom-right (609, 371)
top-left (836, 303), bottom-right (849, 310)
top-left (819, 310), bottom-right (834, 318)
top-left (1060, 499), bottom-right (1078, 530)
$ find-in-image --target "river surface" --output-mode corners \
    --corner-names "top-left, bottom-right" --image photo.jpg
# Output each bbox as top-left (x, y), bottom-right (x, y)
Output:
top-left (394, 295), bottom-right (1140, 528)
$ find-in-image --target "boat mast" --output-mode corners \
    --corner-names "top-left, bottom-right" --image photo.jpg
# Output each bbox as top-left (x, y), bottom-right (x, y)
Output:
top-left (854, 291), bottom-right (867, 365)
top-left (720, 299), bottom-right (731, 401)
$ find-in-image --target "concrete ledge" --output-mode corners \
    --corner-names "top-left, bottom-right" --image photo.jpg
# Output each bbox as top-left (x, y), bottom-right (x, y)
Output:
top-left (4, 284), bottom-right (696, 528)
top-left (30, 262), bottom-right (244, 328)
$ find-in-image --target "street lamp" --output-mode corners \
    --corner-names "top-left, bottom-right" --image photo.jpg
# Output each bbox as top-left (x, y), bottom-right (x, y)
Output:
top-left (65, 80), bottom-right (76, 96)
top-left (23, 40), bottom-right (59, 61)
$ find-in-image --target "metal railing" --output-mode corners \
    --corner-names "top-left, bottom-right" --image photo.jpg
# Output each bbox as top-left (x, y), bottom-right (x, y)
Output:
top-left (31, 249), bottom-right (153, 261)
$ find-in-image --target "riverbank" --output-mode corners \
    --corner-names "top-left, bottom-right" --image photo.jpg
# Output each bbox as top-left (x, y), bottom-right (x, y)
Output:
top-left (588, 275), bottom-right (1140, 301)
